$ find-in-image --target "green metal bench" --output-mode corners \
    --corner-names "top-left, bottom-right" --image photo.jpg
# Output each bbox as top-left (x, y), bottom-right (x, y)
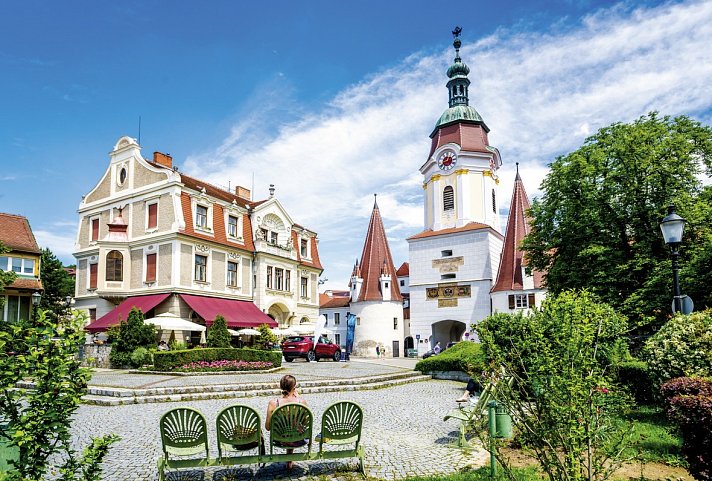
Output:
top-left (157, 401), bottom-right (365, 480)
top-left (443, 381), bottom-right (494, 447)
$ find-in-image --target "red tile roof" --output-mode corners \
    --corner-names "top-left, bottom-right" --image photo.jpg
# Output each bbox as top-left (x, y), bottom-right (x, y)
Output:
top-left (428, 122), bottom-right (492, 159)
top-left (491, 170), bottom-right (544, 292)
top-left (292, 231), bottom-right (323, 270)
top-left (0, 213), bottom-right (41, 254)
top-left (407, 222), bottom-right (496, 240)
top-left (320, 295), bottom-right (350, 309)
top-left (7, 278), bottom-right (43, 291)
top-left (396, 262), bottom-right (409, 277)
top-left (179, 192), bottom-right (255, 252)
top-left (356, 199), bottom-right (402, 302)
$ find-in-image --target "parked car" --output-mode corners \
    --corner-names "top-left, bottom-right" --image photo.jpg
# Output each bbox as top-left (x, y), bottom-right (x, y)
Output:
top-left (281, 335), bottom-right (341, 362)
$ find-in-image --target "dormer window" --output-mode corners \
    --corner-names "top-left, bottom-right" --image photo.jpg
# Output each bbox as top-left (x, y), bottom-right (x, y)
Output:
top-left (300, 239), bottom-right (308, 257)
top-left (228, 215), bottom-right (238, 237)
top-left (270, 231), bottom-right (278, 245)
top-left (196, 205), bottom-right (208, 229)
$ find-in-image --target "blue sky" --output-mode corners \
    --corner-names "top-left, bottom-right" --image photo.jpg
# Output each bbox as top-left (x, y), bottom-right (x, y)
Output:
top-left (1, 0), bottom-right (711, 292)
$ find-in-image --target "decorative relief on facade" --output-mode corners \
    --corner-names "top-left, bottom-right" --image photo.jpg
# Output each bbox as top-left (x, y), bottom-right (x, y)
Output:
top-left (426, 283), bottom-right (471, 300)
top-left (438, 298), bottom-right (458, 308)
top-left (195, 244), bottom-right (210, 253)
top-left (227, 251), bottom-right (240, 260)
top-left (431, 256), bottom-right (464, 273)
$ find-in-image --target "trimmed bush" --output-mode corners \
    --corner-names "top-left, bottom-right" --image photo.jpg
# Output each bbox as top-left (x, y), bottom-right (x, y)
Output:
top-left (617, 359), bottom-right (654, 405)
top-left (153, 347), bottom-right (282, 371)
top-left (414, 341), bottom-right (486, 377)
top-left (109, 307), bottom-right (156, 368)
top-left (130, 347), bottom-right (151, 367)
top-left (207, 315), bottom-right (231, 348)
top-left (644, 310), bottom-right (712, 387)
top-left (661, 377), bottom-right (712, 481)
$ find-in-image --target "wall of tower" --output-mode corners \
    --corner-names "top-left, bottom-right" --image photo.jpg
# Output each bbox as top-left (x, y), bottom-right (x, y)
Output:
top-left (350, 300), bottom-right (405, 357)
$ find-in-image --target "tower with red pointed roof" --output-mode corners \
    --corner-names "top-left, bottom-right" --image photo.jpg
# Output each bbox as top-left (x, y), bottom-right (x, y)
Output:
top-left (349, 195), bottom-right (405, 357)
top-left (491, 163), bottom-right (546, 312)
top-left (407, 28), bottom-right (504, 354)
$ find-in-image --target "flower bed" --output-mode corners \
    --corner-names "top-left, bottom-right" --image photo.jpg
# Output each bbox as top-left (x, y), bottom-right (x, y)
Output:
top-left (175, 360), bottom-right (274, 372)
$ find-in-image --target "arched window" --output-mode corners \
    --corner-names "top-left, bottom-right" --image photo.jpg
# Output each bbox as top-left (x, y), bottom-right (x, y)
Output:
top-left (106, 250), bottom-right (123, 281)
top-left (443, 186), bottom-right (455, 212)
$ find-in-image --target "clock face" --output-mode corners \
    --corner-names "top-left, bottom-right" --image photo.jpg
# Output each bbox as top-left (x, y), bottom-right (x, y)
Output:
top-left (437, 151), bottom-right (457, 171)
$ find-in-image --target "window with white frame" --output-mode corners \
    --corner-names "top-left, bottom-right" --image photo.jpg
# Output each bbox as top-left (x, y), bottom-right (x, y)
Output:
top-left (196, 205), bottom-right (208, 229)
top-left (511, 294), bottom-right (528, 309)
top-left (266, 266), bottom-right (273, 289)
top-left (334, 312), bottom-right (340, 325)
top-left (227, 261), bottom-right (238, 287)
top-left (285, 270), bottom-right (291, 291)
top-left (0, 295), bottom-right (31, 322)
top-left (335, 333), bottom-right (341, 346)
top-left (105, 250), bottom-right (123, 282)
top-left (227, 215), bottom-right (238, 237)
top-left (90, 217), bottom-right (100, 241)
top-left (300, 238), bottom-right (308, 257)
top-left (145, 253), bottom-right (157, 283)
top-left (147, 202), bottom-right (158, 230)
top-left (300, 276), bottom-right (308, 297)
top-left (275, 268), bottom-right (284, 290)
top-left (0, 257), bottom-right (35, 275)
top-left (270, 231), bottom-right (278, 245)
top-left (194, 254), bottom-right (207, 282)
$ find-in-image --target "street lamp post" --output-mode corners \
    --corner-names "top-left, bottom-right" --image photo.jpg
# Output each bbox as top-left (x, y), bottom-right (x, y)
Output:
top-left (659, 205), bottom-right (686, 314)
top-left (31, 291), bottom-right (42, 321)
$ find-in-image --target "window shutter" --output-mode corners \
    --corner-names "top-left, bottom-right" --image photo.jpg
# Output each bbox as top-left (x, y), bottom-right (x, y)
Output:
top-left (443, 186), bottom-right (455, 211)
top-left (91, 219), bottom-right (99, 241)
top-left (528, 293), bottom-right (536, 307)
top-left (508, 294), bottom-right (515, 309)
top-left (148, 204), bottom-right (158, 229)
top-left (146, 253), bottom-right (157, 282)
top-left (89, 263), bottom-right (98, 289)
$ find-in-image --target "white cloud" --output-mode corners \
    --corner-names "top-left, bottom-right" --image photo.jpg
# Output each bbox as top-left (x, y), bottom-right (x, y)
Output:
top-left (34, 221), bottom-right (77, 264)
top-left (185, 0), bottom-right (712, 292)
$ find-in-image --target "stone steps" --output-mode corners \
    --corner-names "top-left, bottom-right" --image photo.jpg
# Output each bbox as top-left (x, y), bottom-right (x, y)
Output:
top-left (82, 372), bottom-right (432, 406)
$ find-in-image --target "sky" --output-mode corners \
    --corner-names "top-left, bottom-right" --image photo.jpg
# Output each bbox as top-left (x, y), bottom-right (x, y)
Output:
top-left (1, 0), bottom-right (711, 292)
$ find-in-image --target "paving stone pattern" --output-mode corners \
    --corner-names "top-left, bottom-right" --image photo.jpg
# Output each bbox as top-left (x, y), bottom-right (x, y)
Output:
top-left (73, 364), bottom-right (487, 481)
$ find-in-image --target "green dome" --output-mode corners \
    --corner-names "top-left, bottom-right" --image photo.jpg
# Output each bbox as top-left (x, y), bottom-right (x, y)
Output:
top-left (434, 105), bottom-right (484, 129)
top-left (447, 59), bottom-right (470, 78)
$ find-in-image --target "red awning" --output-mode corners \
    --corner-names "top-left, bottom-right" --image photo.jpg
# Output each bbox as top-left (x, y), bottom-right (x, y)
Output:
top-left (179, 294), bottom-right (277, 328)
top-left (85, 293), bottom-right (170, 333)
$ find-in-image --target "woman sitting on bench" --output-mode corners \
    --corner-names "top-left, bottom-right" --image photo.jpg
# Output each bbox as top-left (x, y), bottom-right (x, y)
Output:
top-left (265, 375), bottom-right (308, 470)
top-left (456, 378), bottom-right (483, 402)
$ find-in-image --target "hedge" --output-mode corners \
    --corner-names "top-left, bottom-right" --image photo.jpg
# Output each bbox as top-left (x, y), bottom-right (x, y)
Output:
top-left (414, 342), bottom-right (486, 377)
top-left (617, 359), bottom-right (655, 405)
top-left (153, 347), bottom-right (282, 371)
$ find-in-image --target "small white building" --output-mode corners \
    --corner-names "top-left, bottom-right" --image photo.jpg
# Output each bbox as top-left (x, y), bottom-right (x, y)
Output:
top-left (319, 290), bottom-right (350, 349)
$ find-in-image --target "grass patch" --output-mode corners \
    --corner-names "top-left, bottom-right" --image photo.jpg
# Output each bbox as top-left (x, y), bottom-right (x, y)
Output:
top-left (404, 466), bottom-right (542, 481)
top-left (621, 405), bottom-right (686, 467)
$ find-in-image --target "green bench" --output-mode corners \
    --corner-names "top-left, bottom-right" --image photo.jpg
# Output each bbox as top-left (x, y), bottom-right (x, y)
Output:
top-left (443, 381), bottom-right (494, 447)
top-left (158, 401), bottom-right (365, 480)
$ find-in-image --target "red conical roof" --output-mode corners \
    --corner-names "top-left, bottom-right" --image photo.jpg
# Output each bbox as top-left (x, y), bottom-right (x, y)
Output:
top-left (356, 197), bottom-right (403, 302)
top-left (492, 166), bottom-right (543, 292)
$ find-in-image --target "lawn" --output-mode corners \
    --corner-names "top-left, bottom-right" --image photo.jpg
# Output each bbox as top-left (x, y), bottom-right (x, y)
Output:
top-left (621, 405), bottom-right (685, 467)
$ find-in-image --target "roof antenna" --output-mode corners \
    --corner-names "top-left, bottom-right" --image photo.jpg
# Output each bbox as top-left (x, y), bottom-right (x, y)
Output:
top-left (138, 115), bottom-right (141, 145)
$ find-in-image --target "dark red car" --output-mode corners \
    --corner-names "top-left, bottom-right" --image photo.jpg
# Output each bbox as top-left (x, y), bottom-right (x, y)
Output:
top-left (281, 335), bottom-right (341, 362)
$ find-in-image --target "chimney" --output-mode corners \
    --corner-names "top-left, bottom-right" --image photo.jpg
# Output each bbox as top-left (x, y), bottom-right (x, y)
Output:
top-left (235, 186), bottom-right (251, 201)
top-left (153, 152), bottom-right (173, 168)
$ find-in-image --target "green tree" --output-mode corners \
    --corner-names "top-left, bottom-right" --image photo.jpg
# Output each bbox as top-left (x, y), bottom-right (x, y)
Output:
top-left (108, 308), bottom-right (156, 368)
top-left (255, 323), bottom-right (278, 350)
top-left (38, 248), bottom-right (75, 322)
top-left (0, 242), bottom-right (18, 307)
top-left (0, 310), bottom-right (118, 480)
top-left (475, 291), bottom-right (634, 481)
top-left (523, 113), bottom-right (712, 329)
top-left (207, 315), bottom-right (231, 348)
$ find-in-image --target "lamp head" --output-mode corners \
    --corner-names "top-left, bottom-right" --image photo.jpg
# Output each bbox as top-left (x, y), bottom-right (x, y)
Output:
top-left (31, 291), bottom-right (42, 306)
top-left (660, 205), bottom-right (686, 247)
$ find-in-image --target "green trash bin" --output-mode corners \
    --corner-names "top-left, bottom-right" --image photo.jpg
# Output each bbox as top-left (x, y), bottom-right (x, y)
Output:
top-left (494, 406), bottom-right (512, 439)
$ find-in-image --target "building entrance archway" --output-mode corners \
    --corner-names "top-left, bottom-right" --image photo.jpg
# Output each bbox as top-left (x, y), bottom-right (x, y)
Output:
top-left (431, 320), bottom-right (466, 349)
top-left (267, 303), bottom-right (291, 327)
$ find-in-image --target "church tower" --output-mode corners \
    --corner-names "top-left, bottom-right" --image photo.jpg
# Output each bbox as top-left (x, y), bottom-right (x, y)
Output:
top-left (407, 29), bottom-right (504, 355)
top-left (350, 195), bottom-right (405, 357)
top-left (421, 30), bottom-right (502, 233)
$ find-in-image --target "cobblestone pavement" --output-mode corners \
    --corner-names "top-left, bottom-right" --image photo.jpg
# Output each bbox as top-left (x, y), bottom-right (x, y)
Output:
top-left (88, 360), bottom-right (416, 389)
top-left (73, 368), bottom-right (487, 481)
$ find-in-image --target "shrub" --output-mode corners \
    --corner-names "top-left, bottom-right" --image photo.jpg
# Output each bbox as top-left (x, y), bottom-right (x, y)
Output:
top-left (153, 347), bottom-right (282, 371)
top-left (109, 308), bottom-right (156, 368)
top-left (176, 360), bottom-right (274, 372)
top-left (661, 377), bottom-right (712, 481)
top-left (207, 315), bottom-right (231, 348)
top-left (255, 323), bottom-right (278, 350)
top-left (414, 341), bottom-right (486, 377)
top-left (644, 310), bottom-right (712, 387)
top-left (130, 347), bottom-right (151, 367)
top-left (617, 359), bottom-right (655, 405)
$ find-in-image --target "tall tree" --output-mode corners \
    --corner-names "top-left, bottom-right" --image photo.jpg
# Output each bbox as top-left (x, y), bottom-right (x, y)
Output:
top-left (523, 113), bottom-right (712, 329)
top-left (38, 248), bottom-right (75, 321)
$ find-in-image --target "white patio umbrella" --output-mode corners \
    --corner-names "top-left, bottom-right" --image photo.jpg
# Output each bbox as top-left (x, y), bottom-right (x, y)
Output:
top-left (271, 327), bottom-right (297, 336)
top-left (227, 329), bottom-right (241, 336)
top-left (144, 313), bottom-right (207, 332)
top-left (295, 323), bottom-right (316, 335)
top-left (236, 328), bottom-right (261, 336)
top-left (321, 328), bottom-right (333, 335)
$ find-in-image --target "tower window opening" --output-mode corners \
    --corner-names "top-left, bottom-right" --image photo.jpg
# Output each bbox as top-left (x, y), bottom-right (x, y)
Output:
top-left (492, 189), bottom-right (497, 214)
top-left (443, 186), bottom-right (454, 212)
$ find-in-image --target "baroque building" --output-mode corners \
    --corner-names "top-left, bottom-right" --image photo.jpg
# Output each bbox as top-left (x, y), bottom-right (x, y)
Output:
top-left (74, 137), bottom-right (322, 337)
